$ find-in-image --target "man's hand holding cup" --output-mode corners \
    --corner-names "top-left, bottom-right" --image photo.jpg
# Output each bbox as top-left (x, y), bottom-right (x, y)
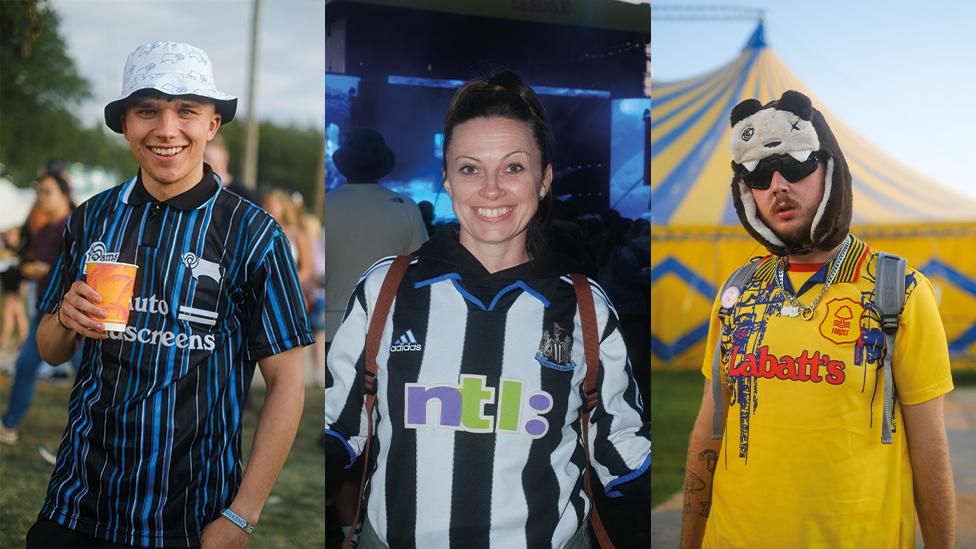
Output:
top-left (58, 280), bottom-right (110, 340)
top-left (58, 262), bottom-right (139, 340)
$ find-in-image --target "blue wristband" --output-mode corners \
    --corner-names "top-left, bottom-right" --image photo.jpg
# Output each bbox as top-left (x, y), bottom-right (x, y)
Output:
top-left (221, 508), bottom-right (255, 535)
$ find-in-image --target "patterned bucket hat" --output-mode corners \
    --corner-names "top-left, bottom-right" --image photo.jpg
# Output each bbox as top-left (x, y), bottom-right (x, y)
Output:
top-left (104, 41), bottom-right (237, 133)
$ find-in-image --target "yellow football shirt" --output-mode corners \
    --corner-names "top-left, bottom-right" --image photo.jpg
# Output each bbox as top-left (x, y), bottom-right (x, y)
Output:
top-left (701, 236), bottom-right (953, 548)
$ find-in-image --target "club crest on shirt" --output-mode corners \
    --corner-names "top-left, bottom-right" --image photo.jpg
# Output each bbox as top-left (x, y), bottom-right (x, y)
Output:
top-left (535, 322), bottom-right (576, 371)
top-left (181, 252), bottom-right (222, 285)
top-left (818, 298), bottom-right (863, 345)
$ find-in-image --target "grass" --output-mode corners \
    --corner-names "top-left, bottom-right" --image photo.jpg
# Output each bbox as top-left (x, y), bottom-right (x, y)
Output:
top-left (952, 369), bottom-right (976, 387)
top-left (0, 370), bottom-right (325, 548)
top-left (650, 370), bottom-right (703, 508)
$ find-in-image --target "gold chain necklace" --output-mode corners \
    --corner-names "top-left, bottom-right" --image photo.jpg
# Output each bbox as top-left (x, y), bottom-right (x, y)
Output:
top-left (774, 235), bottom-right (852, 320)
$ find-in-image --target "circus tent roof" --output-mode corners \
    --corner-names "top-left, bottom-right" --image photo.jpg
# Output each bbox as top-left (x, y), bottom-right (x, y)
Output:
top-left (651, 22), bottom-right (976, 226)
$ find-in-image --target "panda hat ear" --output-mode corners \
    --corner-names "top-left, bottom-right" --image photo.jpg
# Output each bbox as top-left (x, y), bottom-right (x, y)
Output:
top-left (777, 90), bottom-right (814, 121)
top-left (730, 99), bottom-right (763, 127)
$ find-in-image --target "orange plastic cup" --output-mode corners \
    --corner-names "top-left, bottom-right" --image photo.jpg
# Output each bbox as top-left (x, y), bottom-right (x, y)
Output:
top-left (85, 261), bottom-right (138, 332)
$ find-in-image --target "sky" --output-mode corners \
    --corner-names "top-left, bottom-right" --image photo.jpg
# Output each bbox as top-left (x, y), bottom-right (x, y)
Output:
top-left (52, 0), bottom-right (324, 130)
top-left (652, 0), bottom-right (976, 199)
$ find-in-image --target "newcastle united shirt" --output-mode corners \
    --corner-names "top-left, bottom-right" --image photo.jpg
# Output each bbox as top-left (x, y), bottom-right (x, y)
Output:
top-left (37, 168), bottom-right (314, 548)
top-left (325, 233), bottom-right (651, 548)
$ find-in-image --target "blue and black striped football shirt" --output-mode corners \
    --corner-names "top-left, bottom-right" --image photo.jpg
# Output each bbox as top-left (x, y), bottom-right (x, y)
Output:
top-left (37, 167), bottom-right (314, 548)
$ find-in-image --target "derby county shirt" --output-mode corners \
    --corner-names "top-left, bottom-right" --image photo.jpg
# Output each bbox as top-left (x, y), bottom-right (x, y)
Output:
top-left (37, 168), bottom-right (314, 548)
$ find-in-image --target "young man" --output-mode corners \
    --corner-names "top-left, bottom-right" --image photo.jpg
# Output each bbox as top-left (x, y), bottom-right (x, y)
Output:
top-left (28, 42), bottom-right (314, 548)
top-left (679, 90), bottom-right (956, 548)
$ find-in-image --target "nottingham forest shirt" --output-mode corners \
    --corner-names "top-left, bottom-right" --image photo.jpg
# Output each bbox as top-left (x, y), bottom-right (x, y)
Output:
top-left (36, 167), bottom-right (314, 547)
top-left (701, 236), bottom-right (952, 549)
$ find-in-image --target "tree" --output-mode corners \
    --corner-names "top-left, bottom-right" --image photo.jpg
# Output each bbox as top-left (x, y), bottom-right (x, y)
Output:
top-left (1, 1), bottom-right (320, 206)
top-left (218, 120), bottom-right (324, 213)
top-left (0, 0), bottom-right (133, 186)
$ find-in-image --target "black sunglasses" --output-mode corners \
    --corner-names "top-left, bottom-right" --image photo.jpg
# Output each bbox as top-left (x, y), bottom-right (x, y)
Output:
top-left (735, 150), bottom-right (829, 190)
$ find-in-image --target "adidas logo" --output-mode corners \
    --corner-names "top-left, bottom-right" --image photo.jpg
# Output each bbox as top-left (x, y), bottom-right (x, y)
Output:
top-left (390, 330), bottom-right (422, 352)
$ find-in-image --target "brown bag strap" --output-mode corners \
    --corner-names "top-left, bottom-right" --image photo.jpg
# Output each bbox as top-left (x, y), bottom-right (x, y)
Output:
top-left (342, 255), bottom-right (412, 549)
top-left (570, 273), bottom-right (615, 549)
top-left (363, 255), bottom-right (412, 397)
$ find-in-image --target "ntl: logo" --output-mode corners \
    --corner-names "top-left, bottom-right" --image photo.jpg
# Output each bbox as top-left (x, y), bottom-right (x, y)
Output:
top-left (405, 375), bottom-right (553, 438)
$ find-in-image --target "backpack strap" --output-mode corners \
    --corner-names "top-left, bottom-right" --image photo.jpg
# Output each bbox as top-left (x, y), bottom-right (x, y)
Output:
top-left (342, 255), bottom-right (412, 549)
top-left (874, 252), bottom-right (907, 445)
top-left (711, 260), bottom-right (761, 440)
top-left (570, 273), bottom-right (615, 549)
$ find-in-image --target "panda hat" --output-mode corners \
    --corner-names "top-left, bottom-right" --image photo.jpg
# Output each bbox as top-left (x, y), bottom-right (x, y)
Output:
top-left (728, 90), bottom-right (852, 256)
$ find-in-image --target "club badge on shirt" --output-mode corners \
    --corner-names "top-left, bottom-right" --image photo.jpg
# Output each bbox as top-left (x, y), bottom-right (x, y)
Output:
top-left (181, 252), bottom-right (222, 285)
top-left (535, 322), bottom-right (576, 371)
top-left (818, 297), bottom-right (863, 345)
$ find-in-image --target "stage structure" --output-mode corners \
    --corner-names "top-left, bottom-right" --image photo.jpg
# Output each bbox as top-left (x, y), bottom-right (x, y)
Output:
top-left (651, 21), bottom-right (976, 370)
top-left (326, 0), bottom-right (651, 220)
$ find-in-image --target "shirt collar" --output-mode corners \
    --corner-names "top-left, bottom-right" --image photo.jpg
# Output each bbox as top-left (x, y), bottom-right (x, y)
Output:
top-left (122, 164), bottom-right (220, 210)
top-left (752, 234), bottom-right (869, 285)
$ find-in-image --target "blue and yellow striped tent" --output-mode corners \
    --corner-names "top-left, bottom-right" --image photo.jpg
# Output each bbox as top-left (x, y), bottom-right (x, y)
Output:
top-left (651, 22), bottom-right (976, 369)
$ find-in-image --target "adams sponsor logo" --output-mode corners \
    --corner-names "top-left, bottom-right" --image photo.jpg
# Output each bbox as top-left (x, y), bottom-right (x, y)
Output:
top-left (85, 242), bottom-right (120, 263)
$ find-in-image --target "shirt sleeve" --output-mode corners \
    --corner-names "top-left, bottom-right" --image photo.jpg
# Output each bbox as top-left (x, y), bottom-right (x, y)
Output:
top-left (324, 259), bottom-right (391, 470)
top-left (584, 281), bottom-right (651, 498)
top-left (244, 225), bottom-right (315, 361)
top-left (893, 270), bottom-right (954, 405)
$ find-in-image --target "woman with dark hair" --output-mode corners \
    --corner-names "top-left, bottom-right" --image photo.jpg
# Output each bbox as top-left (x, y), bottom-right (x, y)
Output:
top-left (325, 72), bottom-right (650, 548)
top-left (0, 172), bottom-right (75, 445)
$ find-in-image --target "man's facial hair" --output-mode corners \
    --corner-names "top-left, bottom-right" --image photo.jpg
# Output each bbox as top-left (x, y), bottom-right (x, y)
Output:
top-left (764, 195), bottom-right (813, 249)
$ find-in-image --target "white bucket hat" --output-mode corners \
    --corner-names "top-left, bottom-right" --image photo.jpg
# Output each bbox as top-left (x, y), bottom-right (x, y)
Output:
top-left (104, 41), bottom-right (237, 133)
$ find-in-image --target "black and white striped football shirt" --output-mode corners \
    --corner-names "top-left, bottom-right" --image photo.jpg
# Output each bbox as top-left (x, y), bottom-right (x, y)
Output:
top-left (37, 168), bottom-right (314, 547)
top-left (325, 233), bottom-right (650, 548)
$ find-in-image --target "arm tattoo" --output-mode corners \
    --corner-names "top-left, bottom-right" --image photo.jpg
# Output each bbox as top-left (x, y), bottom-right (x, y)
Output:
top-left (700, 449), bottom-right (718, 473)
top-left (685, 471), bottom-right (706, 493)
top-left (683, 470), bottom-right (705, 515)
top-left (684, 449), bottom-right (719, 518)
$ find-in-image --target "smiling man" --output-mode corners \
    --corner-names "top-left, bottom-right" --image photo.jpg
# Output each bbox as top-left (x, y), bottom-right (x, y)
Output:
top-left (678, 90), bottom-right (956, 549)
top-left (120, 94), bottom-right (220, 200)
top-left (28, 42), bottom-right (314, 549)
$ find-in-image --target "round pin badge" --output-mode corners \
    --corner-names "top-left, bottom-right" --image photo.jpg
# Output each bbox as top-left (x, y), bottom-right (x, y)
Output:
top-left (721, 287), bottom-right (740, 308)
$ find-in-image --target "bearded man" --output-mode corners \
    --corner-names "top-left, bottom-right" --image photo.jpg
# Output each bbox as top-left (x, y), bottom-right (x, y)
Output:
top-left (678, 90), bottom-right (955, 549)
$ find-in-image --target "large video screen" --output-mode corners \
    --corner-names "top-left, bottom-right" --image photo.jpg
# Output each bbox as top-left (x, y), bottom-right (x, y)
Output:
top-left (327, 75), bottom-right (649, 221)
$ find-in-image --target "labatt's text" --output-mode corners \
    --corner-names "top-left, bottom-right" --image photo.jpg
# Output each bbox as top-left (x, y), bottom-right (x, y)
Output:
top-left (728, 345), bottom-right (846, 385)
